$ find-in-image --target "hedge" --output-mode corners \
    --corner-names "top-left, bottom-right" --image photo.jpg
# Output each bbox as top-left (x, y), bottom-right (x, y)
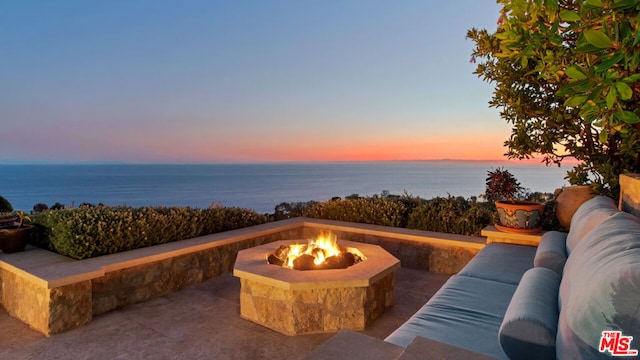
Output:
top-left (31, 205), bottom-right (268, 260)
top-left (406, 196), bottom-right (498, 236)
top-left (302, 195), bottom-right (406, 227)
top-left (29, 192), bottom-right (551, 260)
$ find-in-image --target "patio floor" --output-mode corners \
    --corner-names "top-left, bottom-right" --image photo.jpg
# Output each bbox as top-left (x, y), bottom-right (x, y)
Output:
top-left (0, 267), bottom-right (449, 360)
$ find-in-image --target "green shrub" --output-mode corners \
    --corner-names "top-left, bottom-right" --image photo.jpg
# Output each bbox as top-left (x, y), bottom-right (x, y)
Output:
top-left (272, 201), bottom-right (318, 221)
top-left (384, 192), bottom-right (427, 228)
top-left (302, 195), bottom-right (406, 227)
top-left (32, 203), bottom-right (49, 214)
top-left (407, 196), bottom-right (497, 236)
top-left (31, 205), bottom-right (268, 260)
top-left (0, 195), bottom-right (13, 213)
top-left (28, 190), bottom-right (554, 260)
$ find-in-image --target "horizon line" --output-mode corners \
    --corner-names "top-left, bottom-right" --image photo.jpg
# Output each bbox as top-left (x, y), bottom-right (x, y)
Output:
top-left (0, 158), bottom-right (564, 166)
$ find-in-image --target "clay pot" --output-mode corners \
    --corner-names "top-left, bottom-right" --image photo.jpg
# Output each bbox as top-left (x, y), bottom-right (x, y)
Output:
top-left (0, 224), bottom-right (33, 253)
top-left (555, 185), bottom-right (595, 230)
top-left (495, 200), bottom-right (546, 234)
top-left (0, 215), bottom-right (18, 229)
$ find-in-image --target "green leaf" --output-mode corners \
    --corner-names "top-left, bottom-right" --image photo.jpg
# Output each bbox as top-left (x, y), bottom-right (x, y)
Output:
top-left (557, 80), bottom-right (592, 96)
top-left (521, 44), bottom-right (534, 57)
top-left (634, 29), bottom-right (640, 47)
top-left (565, 95), bottom-right (588, 107)
top-left (596, 52), bottom-right (625, 72)
top-left (584, 30), bottom-right (613, 48)
top-left (559, 11), bottom-right (581, 21)
top-left (633, 53), bottom-right (640, 70)
top-left (611, 0), bottom-right (638, 10)
top-left (576, 39), bottom-right (602, 53)
top-left (615, 82), bottom-right (633, 100)
top-left (599, 129), bottom-right (608, 143)
top-left (580, 102), bottom-right (600, 123)
top-left (544, 0), bottom-right (559, 14)
top-left (622, 74), bottom-right (640, 83)
top-left (606, 87), bottom-right (617, 109)
top-left (620, 110), bottom-right (640, 124)
top-left (565, 65), bottom-right (588, 80)
top-left (618, 21), bottom-right (632, 42)
top-left (583, 0), bottom-right (606, 10)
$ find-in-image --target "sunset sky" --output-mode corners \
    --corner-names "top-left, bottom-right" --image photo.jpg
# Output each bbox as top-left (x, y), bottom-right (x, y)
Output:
top-left (1, 1), bottom-right (507, 164)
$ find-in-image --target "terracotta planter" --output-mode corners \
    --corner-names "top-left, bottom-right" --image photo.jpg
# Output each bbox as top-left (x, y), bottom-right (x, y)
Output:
top-left (0, 224), bottom-right (33, 253)
top-left (495, 201), bottom-right (546, 234)
top-left (555, 185), bottom-right (595, 230)
top-left (0, 215), bottom-right (18, 229)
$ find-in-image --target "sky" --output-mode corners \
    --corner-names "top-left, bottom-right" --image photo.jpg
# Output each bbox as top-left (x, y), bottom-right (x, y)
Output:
top-left (0, 1), bottom-right (509, 164)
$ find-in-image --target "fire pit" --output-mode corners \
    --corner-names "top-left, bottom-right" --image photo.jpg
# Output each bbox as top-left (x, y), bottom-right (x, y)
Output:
top-left (233, 235), bottom-right (400, 336)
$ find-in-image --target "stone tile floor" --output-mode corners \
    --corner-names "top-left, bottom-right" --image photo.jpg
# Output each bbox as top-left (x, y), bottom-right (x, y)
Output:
top-left (0, 267), bottom-right (449, 360)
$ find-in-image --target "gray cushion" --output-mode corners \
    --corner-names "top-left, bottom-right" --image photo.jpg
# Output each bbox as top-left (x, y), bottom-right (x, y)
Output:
top-left (534, 231), bottom-right (568, 276)
top-left (565, 195), bottom-right (618, 254)
top-left (499, 267), bottom-right (560, 360)
top-left (557, 211), bottom-right (640, 359)
top-left (457, 242), bottom-right (536, 285)
top-left (385, 275), bottom-right (517, 359)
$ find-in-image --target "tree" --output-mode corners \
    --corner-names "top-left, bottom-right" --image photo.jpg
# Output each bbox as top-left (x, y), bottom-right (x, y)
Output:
top-left (468, 0), bottom-right (640, 198)
top-left (0, 195), bottom-right (13, 213)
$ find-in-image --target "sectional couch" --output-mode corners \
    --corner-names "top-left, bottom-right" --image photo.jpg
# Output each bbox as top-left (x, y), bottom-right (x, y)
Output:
top-left (384, 196), bottom-right (640, 359)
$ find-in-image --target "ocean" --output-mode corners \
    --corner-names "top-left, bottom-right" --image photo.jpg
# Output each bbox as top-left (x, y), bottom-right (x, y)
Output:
top-left (0, 161), bottom-right (570, 214)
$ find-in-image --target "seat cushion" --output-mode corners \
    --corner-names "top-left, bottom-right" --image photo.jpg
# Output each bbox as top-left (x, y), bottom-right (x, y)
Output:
top-left (385, 275), bottom-right (517, 359)
top-left (557, 212), bottom-right (640, 359)
top-left (565, 195), bottom-right (618, 254)
top-left (457, 242), bottom-right (536, 285)
top-left (499, 267), bottom-right (560, 360)
top-left (533, 231), bottom-right (568, 276)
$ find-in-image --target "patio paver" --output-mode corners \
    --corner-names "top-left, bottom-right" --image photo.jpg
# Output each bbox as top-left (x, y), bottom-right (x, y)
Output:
top-left (0, 267), bottom-right (449, 360)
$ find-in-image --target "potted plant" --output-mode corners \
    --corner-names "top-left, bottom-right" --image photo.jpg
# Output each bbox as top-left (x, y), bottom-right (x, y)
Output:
top-left (485, 167), bottom-right (546, 234)
top-left (0, 210), bottom-right (33, 253)
top-left (0, 212), bottom-right (18, 229)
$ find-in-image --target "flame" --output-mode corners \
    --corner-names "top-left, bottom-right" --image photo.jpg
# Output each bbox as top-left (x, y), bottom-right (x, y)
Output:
top-left (284, 231), bottom-right (342, 268)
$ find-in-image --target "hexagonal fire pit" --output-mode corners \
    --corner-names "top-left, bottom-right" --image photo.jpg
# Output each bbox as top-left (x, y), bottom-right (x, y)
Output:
top-left (233, 239), bottom-right (400, 336)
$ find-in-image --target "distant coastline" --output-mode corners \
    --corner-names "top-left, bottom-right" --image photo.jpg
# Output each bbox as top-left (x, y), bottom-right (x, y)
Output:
top-left (0, 158), bottom-right (552, 166)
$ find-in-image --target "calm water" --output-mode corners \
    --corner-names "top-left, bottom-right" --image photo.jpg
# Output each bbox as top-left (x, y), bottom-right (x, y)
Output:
top-left (0, 161), bottom-right (570, 214)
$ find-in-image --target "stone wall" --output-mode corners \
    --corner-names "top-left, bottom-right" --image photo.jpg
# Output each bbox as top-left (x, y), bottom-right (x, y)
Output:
top-left (48, 281), bottom-right (92, 334)
top-left (301, 225), bottom-right (482, 275)
top-left (0, 268), bottom-right (50, 333)
top-left (0, 268), bottom-right (91, 335)
top-left (93, 229), bottom-right (302, 315)
top-left (0, 218), bottom-right (484, 336)
top-left (239, 272), bottom-right (395, 335)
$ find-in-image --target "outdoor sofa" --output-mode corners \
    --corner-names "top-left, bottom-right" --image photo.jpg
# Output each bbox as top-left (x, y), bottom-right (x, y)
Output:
top-left (384, 195), bottom-right (640, 359)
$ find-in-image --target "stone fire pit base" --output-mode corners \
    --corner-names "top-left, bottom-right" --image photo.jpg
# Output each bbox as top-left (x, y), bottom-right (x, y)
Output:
top-left (234, 240), bottom-right (400, 336)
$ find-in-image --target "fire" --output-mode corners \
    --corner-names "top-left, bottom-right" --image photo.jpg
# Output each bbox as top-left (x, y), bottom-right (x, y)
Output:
top-left (284, 231), bottom-right (341, 268)
top-left (267, 231), bottom-right (364, 270)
